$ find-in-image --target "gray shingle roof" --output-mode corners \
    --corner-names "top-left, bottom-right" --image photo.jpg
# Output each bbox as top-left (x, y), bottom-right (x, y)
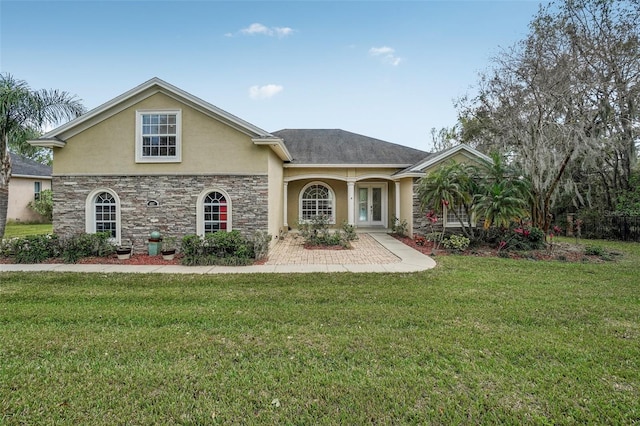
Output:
top-left (272, 129), bottom-right (430, 165)
top-left (10, 153), bottom-right (52, 177)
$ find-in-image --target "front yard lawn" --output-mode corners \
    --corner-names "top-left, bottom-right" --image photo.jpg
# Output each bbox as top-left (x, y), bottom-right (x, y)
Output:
top-left (1, 239), bottom-right (639, 424)
top-left (3, 222), bottom-right (52, 239)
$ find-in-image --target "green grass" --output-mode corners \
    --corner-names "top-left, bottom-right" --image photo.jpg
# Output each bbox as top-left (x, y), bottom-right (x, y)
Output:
top-left (1, 239), bottom-right (639, 424)
top-left (3, 222), bottom-right (52, 239)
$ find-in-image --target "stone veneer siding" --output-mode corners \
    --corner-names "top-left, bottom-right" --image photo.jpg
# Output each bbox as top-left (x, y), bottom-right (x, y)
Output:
top-left (412, 179), bottom-right (480, 236)
top-left (412, 178), bottom-right (446, 236)
top-left (53, 175), bottom-right (269, 251)
top-left (412, 179), bottom-right (429, 235)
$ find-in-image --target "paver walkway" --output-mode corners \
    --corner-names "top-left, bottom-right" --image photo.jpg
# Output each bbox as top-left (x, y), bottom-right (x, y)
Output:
top-left (0, 233), bottom-right (436, 274)
top-left (266, 233), bottom-right (400, 265)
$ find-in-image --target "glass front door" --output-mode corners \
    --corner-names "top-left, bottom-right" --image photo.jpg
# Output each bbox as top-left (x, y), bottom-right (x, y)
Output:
top-left (356, 184), bottom-right (386, 226)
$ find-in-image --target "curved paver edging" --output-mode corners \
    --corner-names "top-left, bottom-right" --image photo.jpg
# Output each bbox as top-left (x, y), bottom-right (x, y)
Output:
top-left (0, 233), bottom-right (436, 274)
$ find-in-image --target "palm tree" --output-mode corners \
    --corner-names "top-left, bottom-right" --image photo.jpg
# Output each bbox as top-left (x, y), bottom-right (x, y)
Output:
top-left (0, 74), bottom-right (84, 238)
top-left (474, 181), bottom-right (529, 229)
top-left (416, 161), bottom-right (478, 240)
top-left (474, 152), bottom-right (531, 229)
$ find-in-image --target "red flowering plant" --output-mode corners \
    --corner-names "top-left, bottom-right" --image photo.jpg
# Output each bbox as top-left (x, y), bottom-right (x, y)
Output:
top-left (485, 222), bottom-right (545, 252)
top-left (415, 210), bottom-right (440, 247)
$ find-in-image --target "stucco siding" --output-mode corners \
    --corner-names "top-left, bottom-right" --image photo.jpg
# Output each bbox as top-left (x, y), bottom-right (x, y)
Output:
top-left (286, 179), bottom-right (348, 229)
top-left (7, 177), bottom-right (51, 223)
top-left (267, 150), bottom-right (284, 243)
top-left (53, 92), bottom-right (268, 176)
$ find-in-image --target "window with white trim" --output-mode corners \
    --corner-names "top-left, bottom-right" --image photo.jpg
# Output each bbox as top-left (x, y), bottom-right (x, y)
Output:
top-left (203, 191), bottom-right (229, 233)
top-left (445, 205), bottom-right (471, 228)
top-left (34, 181), bottom-right (41, 201)
top-left (135, 110), bottom-right (182, 163)
top-left (95, 192), bottom-right (117, 237)
top-left (86, 189), bottom-right (121, 244)
top-left (299, 182), bottom-right (335, 223)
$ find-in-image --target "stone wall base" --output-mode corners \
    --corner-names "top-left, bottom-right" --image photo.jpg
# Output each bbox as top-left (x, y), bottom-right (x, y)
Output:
top-left (53, 175), bottom-right (269, 251)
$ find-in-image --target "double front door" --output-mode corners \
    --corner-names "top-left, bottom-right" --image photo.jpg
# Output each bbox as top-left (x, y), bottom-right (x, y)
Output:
top-left (356, 183), bottom-right (386, 227)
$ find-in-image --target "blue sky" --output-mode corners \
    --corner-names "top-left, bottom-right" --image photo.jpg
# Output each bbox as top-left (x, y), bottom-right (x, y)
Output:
top-left (1, 0), bottom-right (543, 151)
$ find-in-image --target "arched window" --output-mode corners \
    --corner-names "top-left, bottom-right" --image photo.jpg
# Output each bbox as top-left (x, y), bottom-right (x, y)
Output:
top-left (85, 189), bottom-right (121, 244)
top-left (299, 182), bottom-right (335, 223)
top-left (196, 188), bottom-right (232, 236)
top-left (95, 192), bottom-right (117, 237)
top-left (204, 191), bottom-right (228, 233)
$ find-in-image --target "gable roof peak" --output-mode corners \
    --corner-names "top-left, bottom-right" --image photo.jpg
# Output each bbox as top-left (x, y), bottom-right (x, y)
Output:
top-left (30, 77), bottom-right (276, 145)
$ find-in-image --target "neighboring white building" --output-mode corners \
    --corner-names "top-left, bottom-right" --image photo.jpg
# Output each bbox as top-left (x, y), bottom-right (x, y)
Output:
top-left (7, 153), bottom-right (52, 223)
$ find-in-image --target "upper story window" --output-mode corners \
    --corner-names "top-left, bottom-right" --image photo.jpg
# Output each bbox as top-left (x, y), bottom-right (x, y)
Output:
top-left (135, 110), bottom-right (182, 163)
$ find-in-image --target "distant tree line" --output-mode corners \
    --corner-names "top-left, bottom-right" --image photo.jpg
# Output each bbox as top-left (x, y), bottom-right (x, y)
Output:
top-left (431, 0), bottom-right (640, 231)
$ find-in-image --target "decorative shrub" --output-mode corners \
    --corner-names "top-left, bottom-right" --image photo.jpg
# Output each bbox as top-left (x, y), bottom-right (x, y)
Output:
top-left (2, 234), bottom-right (60, 263)
top-left (481, 225), bottom-right (545, 251)
top-left (442, 234), bottom-right (470, 252)
top-left (341, 221), bottom-right (358, 242)
top-left (252, 230), bottom-right (271, 260)
top-left (391, 215), bottom-right (408, 237)
top-left (181, 230), bottom-right (270, 266)
top-left (28, 189), bottom-right (53, 222)
top-left (584, 245), bottom-right (605, 256)
top-left (60, 232), bottom-right (115, 263)
top-left (298, 215), bottom-right (352, 248)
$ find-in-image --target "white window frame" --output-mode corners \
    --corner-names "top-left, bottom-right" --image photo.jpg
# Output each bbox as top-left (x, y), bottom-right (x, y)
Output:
top-left (34, 181), bottom-right (41, 201)
top-left (299, 181), bottom-right (336, 224)
top-left (85, 188), bottom-right (121, 245)
top-left (444, 204), bottom-right (474, 228)
top-left (196, 188), bottom-right (232, 236)
top-left (135, 109), bottom-right (182, 163)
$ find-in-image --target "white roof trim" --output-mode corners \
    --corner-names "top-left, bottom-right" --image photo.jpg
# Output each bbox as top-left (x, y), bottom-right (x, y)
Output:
top-left (38, 77), bottom-right (275, 142)
top-left (12, 174), bottom-right (52, 180)
top-left (407, 144), bottom-right (491, 172)
top-left (283, 163), bottom-right (413, 168)
top-left (392, 171), bottom-right (425, 179)
top-left (27, 138), bottom-right (65, 148)
top-left (252, 137), bottom-right (293, 161)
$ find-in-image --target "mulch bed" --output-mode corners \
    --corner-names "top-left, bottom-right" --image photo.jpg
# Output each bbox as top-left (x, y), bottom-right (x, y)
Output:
top-left (74, 253), bottom-right (182, 265)
top-left (392, 235), bottom-right (612, 263)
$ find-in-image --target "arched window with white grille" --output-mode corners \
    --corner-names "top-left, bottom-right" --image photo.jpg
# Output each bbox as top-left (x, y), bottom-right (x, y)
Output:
top-left (299, 182), bottom-right (335, 223)
top-left (196, 188), bottom-right (232, 236)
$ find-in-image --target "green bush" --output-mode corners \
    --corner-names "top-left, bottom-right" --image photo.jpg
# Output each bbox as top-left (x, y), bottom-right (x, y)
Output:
top-left (28, 189), bottom-right (53, 222)
top-left (584, 245), bottom-right (605, 256)
top-left (61, 232), bottom-right (115, 263)
top-left (481, 225), bottom-right (545, 251)
top-left (181, 230), bottom-right (269, 266)
top-left (391, 215), bottom-right (408, 237)
top-left (298, 215), bottom-right (353, 248)
top-left (3, 234), bottom-right (60, 263)
top-left (341, 221), bottom-right (358, 241)
top-left (442, 234), bottom-right (470, 252)
top-left (252, 230), bottom-right (271, 260)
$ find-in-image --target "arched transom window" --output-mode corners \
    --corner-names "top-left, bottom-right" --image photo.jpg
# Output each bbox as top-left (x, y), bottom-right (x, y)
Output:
top-left (203, 191), bottom-right (228, 233)
top-left (94, 192), bottom-right (117, 238)
top-left (300, 182), bottom-right (335, 222)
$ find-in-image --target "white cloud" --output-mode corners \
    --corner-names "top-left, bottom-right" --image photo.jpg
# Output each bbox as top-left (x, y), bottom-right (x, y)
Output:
top-left (238, 23), bottom-right (294, 38)
top-left (369, 46), bottom-right (403, 66)
top-left (241, 23), bottom-right (271, 36)
top-left (249, 84), bottom-right (283, 100)
top-left (274, 27), bottom-right (294, 37)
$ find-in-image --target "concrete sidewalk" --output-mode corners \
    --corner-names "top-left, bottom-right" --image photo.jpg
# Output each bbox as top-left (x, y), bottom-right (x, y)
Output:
top-left (0, 233), bottom-right (436, 274)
